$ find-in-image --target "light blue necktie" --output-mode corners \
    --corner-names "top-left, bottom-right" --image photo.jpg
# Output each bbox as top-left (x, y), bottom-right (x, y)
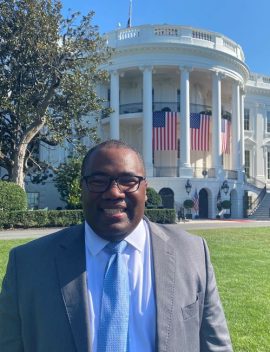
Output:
top-left (97, 241), bottom-right (129, 352)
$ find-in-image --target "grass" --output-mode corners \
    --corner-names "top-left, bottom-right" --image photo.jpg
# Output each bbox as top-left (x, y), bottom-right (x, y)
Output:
top-left (0, 227), bottom-right (270, 351)
top-left (192, 227), bottom-right (270, 352)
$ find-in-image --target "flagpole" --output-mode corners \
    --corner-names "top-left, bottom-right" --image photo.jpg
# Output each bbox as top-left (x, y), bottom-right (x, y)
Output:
top-left (127, 0), bottom-right (132, 28)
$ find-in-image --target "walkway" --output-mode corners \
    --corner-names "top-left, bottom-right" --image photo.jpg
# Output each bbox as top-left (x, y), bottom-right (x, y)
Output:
top-left (0, 219), bottom-right (270, 240)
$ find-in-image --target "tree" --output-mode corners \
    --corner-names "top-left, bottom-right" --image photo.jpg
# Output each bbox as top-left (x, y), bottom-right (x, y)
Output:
top-left (146, 187), bottom-right (162, 208)
top-left (54, 156), bottom-right (82, 209)
top-left (0, 0), bottom-right (111, 188)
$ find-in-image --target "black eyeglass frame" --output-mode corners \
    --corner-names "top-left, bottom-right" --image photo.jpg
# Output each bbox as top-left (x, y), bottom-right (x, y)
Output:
top-left (81, 175), bottom-right (146, 193)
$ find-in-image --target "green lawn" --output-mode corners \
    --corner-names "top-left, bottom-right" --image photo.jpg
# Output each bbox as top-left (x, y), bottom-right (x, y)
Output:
top-left (0, 227), bottom-right (270, 351)
top-left (192, 227), bottom-right (270, 352)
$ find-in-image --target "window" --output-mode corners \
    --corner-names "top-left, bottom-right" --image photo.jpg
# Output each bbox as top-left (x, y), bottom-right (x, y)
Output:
top-left (268, 152), bottom-right (270, 179)
top-left (247, 196), bottom-right (252, 209)
top-left (27, 192), bottom-right (39, 209)
top-left (245, 150), bottom-right (250, 178)
top-left (267, 112), bottom-right (270, 133)
top-left (244, 108), bottom-right (250, 130)
top-left (177, 89), bottom-right (180, 112)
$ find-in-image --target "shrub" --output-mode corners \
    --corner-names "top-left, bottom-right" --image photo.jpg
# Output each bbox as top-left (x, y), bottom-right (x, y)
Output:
top-left (146, 187), bottom-right (162, 208)
top-left (0, 181), bottom-right (27, 211)
top-left (0, 210), bottom-right (84, 229)
top-left (145, 208), bottom-right (175, 224)
top-left (0, 208), bottom-right (176, 229)
top-left (54, 157), bottom-right (82, 209)
top-left (221, 200), bottom-right (231, 209)
top-left (183, 199), bottom-right (194, 209)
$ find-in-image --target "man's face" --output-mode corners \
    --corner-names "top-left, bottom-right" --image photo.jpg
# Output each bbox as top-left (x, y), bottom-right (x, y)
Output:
top-left (81, 146), bottom-right (147, 241)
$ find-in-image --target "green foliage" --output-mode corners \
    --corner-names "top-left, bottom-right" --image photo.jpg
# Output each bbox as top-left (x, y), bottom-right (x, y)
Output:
top-left (0, 208), bottom-right (176, 229)
top-left (146, 187), bottom-right (162, 208)
top-left (221, 200), bottom-right (231, 209)
top-left (0, 0), bottom-right (111, 185)
top-left (0, 181), bottom-right (27, 211)
top-left (54, 157), bottom-right (82, 209)
top-left (183, 199), bottom-right (194, 209)
top-left (144, 209), bottom-right (175, 223)
top-left (0, 210), bottom-right (84, 229)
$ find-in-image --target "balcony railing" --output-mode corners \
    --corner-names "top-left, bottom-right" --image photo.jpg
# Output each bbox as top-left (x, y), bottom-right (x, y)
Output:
top-left (118, 102), bottom-right (212, 115)
top-left (153, 167), bottom-right (179, 177)
top-left (224, 169), bottom-right (238, 180)
top-left (120, 103), bottom-right (143, 114)
top-left (105, 24), bottom-right (245, 61)
top-left (193, 167), bottom-right (216, 178)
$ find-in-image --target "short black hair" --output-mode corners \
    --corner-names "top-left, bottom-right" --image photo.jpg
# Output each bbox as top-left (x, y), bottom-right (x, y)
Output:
top-left (81, 139), bottom-right (145, 176)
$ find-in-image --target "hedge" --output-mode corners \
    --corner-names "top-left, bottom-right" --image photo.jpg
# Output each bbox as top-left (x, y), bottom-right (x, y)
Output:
top-left (0, 181), bottom-right (27, 211)
top-left (0, 208), bottom-right (176, 229)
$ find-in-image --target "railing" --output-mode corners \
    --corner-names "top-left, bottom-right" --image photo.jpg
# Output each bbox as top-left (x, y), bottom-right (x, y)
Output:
top-left (193, 168), bottom-right (216, 178)
top-left (120, 103), bottom-right (143, 114)
top-left (245, 175), bottom-right (266, 189)
top-left (246, 185), bottom-right (267, 216)
top-left (118, 102), bottom-right (212, 115)
top-left (224, 169), bottom-right (238, 180)
top-left (247, 73), bottom-right (270, 88)
top-left (153, 167), bottom-right (179, 177)
top-left (106, 24), bottom-right (245, 61)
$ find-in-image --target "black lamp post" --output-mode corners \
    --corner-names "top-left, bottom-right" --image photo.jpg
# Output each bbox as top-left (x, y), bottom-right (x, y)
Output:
top-left (185, 179), bottom-right (192, 195)
top-left (221, 180), bottom-right (229, 195)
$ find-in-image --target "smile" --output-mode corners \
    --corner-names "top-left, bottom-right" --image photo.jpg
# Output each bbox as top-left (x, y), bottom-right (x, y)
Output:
top-left (103, 208), bottom-right (125, 215)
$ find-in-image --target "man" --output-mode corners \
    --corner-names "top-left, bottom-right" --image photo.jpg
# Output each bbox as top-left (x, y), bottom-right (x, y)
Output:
top-left (0, 140), bottom-right (233, 352)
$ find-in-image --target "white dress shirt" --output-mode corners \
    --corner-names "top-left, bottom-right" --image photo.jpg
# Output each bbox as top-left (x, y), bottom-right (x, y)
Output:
top-left (84, 219), bottom-right (156, 352)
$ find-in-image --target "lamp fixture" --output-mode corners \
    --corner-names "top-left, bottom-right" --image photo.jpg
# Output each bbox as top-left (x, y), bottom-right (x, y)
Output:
top-left (185, 179), bottom-right (192, 195)
top-left (221, 180), bottom-right (229, 195)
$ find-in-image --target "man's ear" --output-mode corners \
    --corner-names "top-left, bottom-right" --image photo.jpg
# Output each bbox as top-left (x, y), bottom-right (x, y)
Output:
top-left (144, 180), bottom-right (148, 202)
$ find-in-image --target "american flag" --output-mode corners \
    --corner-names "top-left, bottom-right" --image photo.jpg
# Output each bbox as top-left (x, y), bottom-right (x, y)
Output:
top-left (193, 188), bottom-right (199, 213)
top-left (221, 118), bottom-right (231, 154)
top-left (153, 111), bottom-right (177, 150)
top-left (190, 113), bottom-right (210, 151)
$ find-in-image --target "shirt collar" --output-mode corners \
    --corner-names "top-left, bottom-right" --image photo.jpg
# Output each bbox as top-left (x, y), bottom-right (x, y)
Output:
top-left (85, 219), bottom-right (146, 257)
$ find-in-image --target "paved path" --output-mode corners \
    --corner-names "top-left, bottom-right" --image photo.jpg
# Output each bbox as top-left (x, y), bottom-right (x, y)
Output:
top-left (0, 219), bottom-right (269, 240)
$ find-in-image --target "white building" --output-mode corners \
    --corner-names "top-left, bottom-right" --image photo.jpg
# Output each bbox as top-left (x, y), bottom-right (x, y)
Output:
top-left (26, 24), bottom-right (270, 218)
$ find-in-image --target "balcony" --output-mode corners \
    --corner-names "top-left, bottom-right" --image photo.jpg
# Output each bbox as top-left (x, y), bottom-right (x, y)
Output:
top-left (105, 24), bottom-right (245, 62)
top-left (119, 102), bottom-right (212, 115)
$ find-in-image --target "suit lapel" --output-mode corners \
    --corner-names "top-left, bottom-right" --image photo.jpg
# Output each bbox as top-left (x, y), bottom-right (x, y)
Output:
top-left (148, 221), bottom-right (176, 352)
top-left (55, 225), bottom-right (91, 352)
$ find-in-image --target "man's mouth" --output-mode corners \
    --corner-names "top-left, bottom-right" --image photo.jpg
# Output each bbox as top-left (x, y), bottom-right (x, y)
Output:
top-left (103, 208), bottom-right (125, 215)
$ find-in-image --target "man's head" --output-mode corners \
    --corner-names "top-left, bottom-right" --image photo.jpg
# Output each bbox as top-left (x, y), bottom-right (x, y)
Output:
top-left (81, 140), bottom-right (147, 241)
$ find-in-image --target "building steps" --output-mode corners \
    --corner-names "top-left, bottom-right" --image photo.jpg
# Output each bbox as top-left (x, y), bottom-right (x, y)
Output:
top-left (249, 192), bottom-right (270, 220)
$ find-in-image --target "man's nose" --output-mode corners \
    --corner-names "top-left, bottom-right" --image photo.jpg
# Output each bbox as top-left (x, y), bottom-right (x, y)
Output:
top-left (102, 180), bottom-right (125, 198)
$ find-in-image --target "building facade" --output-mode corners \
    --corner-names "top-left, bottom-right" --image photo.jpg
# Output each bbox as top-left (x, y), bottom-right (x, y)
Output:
top-left (24, 24), bottom-right (270, 217)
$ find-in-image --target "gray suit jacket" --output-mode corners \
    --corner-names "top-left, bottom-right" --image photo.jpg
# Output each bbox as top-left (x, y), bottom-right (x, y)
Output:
top-left (0, 220), bottom-right (233, 352)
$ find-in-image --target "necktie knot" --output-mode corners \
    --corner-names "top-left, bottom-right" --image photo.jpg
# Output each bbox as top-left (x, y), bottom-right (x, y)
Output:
top-left (106, 240), bottom-right (128, 254)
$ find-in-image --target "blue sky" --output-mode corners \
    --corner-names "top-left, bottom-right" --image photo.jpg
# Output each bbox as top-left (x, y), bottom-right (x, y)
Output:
top-left (61, 0), bottom-right (270, 76)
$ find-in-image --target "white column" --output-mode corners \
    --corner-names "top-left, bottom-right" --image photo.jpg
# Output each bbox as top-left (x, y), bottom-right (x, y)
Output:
top-left (239, 88), bottom-right (245, 182)
top-left (212, 72), bottom-right (222, 177)
top-left (110, 70), bottom-right (120, 139)
top-left (232, 81), bottom-right (241, 172)
top-left (143, 66), bottom-right (153, 176)
top-left (179, 67), bottom-right (192, 177)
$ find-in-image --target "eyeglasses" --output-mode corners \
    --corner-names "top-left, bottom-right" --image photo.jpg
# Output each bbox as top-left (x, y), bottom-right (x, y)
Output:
top-left (82, 175), bottom-right (146, 193)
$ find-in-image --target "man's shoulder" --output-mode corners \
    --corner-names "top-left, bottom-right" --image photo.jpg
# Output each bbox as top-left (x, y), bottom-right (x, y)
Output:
top-left (146, 219), bottom-right (205, 249)
top-left (11, 224), bottom-right (85, 256)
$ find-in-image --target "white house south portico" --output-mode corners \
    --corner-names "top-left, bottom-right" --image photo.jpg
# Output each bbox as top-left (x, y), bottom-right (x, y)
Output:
top-left (96, 24), bottom-right (253, 219)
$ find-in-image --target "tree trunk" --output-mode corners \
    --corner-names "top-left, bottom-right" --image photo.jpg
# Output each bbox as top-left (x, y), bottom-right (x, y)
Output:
top-left (10, 118), bottom-right (46, 189)
top-left (10, 144), bottom-right (28, 190)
